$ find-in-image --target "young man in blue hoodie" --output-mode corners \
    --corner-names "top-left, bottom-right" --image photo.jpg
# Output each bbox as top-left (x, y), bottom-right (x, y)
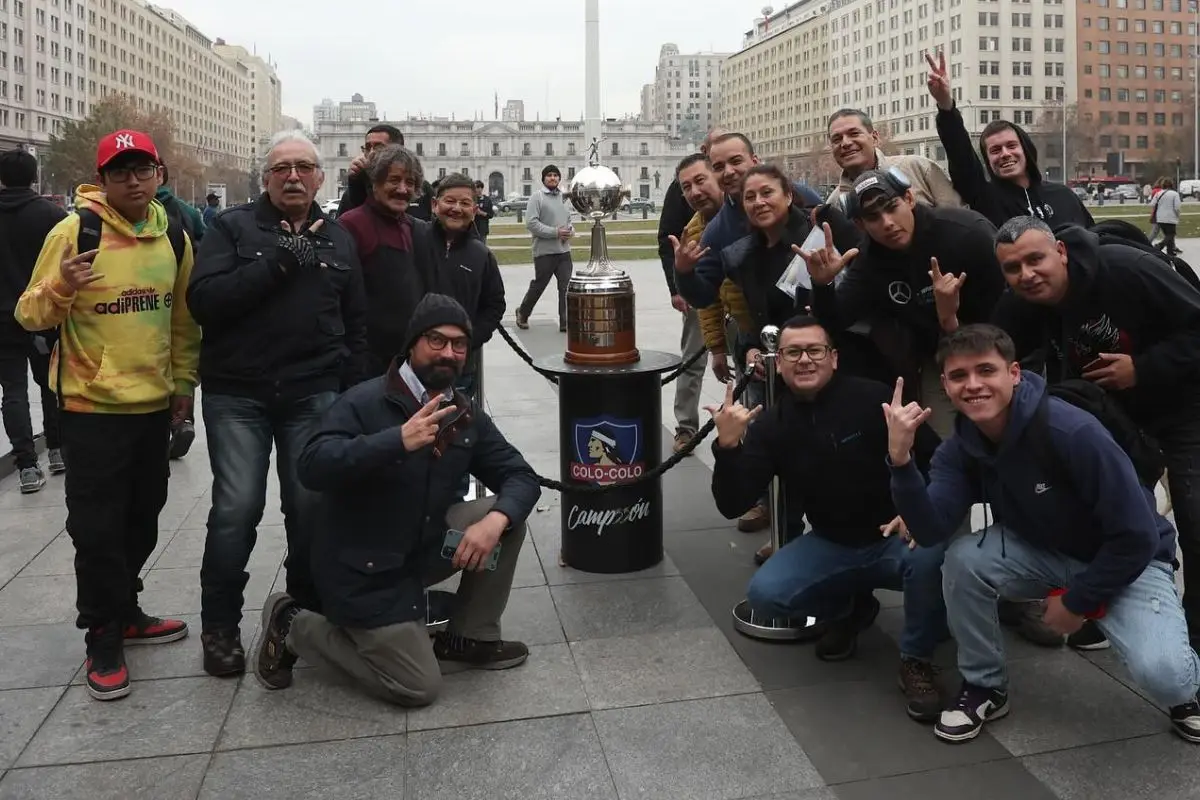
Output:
top-left (886, 324), bottom-right (1200, 744)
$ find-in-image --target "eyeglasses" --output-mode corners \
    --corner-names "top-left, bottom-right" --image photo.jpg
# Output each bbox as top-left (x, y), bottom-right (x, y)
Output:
top-left (104, 164), bottom-right (158, 182)
top-left (423, 331), bottom-right (470, 354)
top-left (363, 142), bottom-right (387, 153)
top-left (267, 162), bottom-right (318, 177)
top-left (779, 345), bottom-right (833, 363)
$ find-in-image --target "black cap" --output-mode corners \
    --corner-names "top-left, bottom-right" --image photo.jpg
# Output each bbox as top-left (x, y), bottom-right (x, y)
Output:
top-left (404, 293), bottom-right (473, 355)
top-left (542, 164), bottom-right (560, 180)
top-left (845, 167), bottom-right (912, 218)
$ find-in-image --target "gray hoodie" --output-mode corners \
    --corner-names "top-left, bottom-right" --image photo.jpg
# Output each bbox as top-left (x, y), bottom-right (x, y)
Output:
top-left (526, 188), bottom-right (573, 257)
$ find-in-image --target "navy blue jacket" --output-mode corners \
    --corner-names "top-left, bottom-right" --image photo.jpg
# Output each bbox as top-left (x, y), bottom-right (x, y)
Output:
top-left (675, 181), bottom-right (826, 308)
top-left (890, 371), bottom-right (1176, 616)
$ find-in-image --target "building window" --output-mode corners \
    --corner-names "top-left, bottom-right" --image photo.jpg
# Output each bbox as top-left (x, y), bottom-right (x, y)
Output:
top-left (545, 143), bottom-right (553, 156)
top-left (568, 166), bottom-right (576, 180)
top-left (492, 142), bottom-right (500, 156)
top-left (522, 142), bottom-right (531, 155)
top-left (438, 143), bottom-right (446, 156)
top-left (611, 142), bottom-right (620, 156)
top-left (338, 143), bottom-right (347, 157)
top-left (438, 167), bottom-right (447, 178)
top-left (523, 184), bottom-right (532, 196)
top-left (523, 167), bottom-right (532, 180)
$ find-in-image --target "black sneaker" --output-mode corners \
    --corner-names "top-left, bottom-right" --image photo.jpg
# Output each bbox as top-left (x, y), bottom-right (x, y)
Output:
top-left (432, 632), bottom-right (529, 674)
top-left (84, 625), bottom-right (130, 701)
top-left (898, 658), bottom-right (941, 722)
top-left (1067, 620), bottom-right (1110, 651)
top-left (1170, 697), bottom-right (1200, 743)
top-left (936, 682), bottom-right (1010, 743)
top-left (254, 592), bottom-right (300, 690)
top-left (201, 628), bottom-right (245, 677)
top-left (815, 594), bottom-right (881, 662)
top-left (169, 420), bottom-right (195, 460)
top-left (1001, 600), bottom-right (1064, 648)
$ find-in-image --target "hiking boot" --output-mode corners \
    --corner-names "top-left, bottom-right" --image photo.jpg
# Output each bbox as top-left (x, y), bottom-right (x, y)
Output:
top-left (47, 448), bottom-right (66, 475)
top-left (1067, 619), bottom-right (1110, 651)
top-left (815, 594), bottom-right (881, 662)
top-left (168, 420), bottom-right (196, 460)
top-left (123, 611), bottom-right (189, 645)
top-left (254, 592), bottom-right (300, 690)
top-left (433, 631), bottom-right (529, 674)
top-left (898, 658), bottom-right (942, 722)
top-left (18, 466), bottom-right (46, 494)
top-left (1170, 696), bottom-right (1200, 743)
top-left (201, 628), bottom-right (245, 677)
top-left (737, 503), bottom-right (771, 533)
top-left (515, 310), bottom-right (530, 330)
top-left (85, 625), bottom-right (130, 701)
top-left (935, 683), bottom-right (1009, 743)
top-left (1003, 600), bottom-right (1064, 648)
top-left (673, 430), bottom-right (695, 455)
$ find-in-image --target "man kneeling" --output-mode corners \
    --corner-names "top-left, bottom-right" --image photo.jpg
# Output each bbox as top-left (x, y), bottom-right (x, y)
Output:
top-left (251, 294), bottom-right (539, 704)
top-left (887, 324), bottom-right (1200, 743)
top-left (709, 315), bottom-right (947, 721)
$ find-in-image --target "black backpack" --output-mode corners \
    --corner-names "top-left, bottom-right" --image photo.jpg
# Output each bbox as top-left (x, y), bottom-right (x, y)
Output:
top-left (1088, 218), bottom-right (1200, 293)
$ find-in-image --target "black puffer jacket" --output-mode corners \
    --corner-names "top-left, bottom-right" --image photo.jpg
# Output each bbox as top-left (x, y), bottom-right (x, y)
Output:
top-left (297, 361), bottom-right (540, 629)
top-left (0, 189), bottom-right (66, 353)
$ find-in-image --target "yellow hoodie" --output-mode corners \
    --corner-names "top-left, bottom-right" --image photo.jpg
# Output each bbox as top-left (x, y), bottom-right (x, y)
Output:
top-left (14, 185), bottom-right (201, 414)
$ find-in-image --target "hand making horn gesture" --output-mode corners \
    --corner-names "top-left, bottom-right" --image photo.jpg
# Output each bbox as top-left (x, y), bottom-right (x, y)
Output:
top-left (667, 234), bottom-right (711, 275)
top-left (793, 221), bottom-right (860, 286)
top-left (400, 396), bottom-right (458, 452)
top-left (925, 51), bottom-right (953, 111)
top-left (704, 380), bottom-right (763, 449)
top-left (882, 377), bottom-right (932, 467)
top-left (929, 257), bottom-right (966, 333)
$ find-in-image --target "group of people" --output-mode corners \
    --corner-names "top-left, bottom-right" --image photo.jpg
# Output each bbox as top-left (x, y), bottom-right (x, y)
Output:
top-left (651, 50), bottom-right (1200, 744)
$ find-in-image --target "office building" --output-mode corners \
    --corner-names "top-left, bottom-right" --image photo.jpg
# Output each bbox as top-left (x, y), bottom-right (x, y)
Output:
top-left (212, 41), bottom-right (281, 160)
top-left (650, 43), bottom-right (728, 142)
top-left (501, 99), bottom-right (525, 122)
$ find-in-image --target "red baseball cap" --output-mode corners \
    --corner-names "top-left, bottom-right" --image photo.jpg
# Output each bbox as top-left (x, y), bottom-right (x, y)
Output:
top-left (96, 129), bottom-right (159, 170)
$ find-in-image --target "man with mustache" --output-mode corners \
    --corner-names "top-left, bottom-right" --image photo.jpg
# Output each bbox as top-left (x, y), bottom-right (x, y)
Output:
top-left (253, 294), bottom-right (539, 705)
top-left (187, 130), bottom-right (369, 678)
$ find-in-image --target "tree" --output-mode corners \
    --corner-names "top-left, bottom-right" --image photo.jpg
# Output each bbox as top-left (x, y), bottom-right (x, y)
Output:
top-left (42, 94), bottom-right (178, 194)
top-left (1029, 102), bottom-right (1108, 181)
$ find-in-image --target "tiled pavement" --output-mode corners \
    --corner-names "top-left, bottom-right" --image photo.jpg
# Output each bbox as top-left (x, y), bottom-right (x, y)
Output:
top-left (0, 260), bottom-right (1198, 799)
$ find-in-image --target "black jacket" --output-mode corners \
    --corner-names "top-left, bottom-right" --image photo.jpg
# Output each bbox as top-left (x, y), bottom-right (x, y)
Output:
top-left (812, 204), bottom-right (1006, 364)
top-left (936, 104), bottom-right (1093, 228)
top-left (713, 374), bottom-right (941, 547)
top-left (474, 194), bottom-right (496, 239)
top-left (429, 219), bottom-right (506, 354)
top-left (0, 189), bottom-right (66, 352)
top-left (297, 362), bottom-right (540, 629)
top-left (187, 195), bottom-right (369, 399)
top-left (657, 178), bottom-right (692, 298)
top-left (992, 225), bottom-right (1200, 429)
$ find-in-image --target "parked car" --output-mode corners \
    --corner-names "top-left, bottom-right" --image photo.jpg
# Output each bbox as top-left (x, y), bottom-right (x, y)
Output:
top-left (621, 197), bottom-right (656, 213)
top-left (498, 196), bottom-right (531, 213)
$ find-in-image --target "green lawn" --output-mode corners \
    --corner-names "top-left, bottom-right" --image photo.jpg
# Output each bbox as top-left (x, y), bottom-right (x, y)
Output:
top-left (1090, 207), bottom-right (1200, 238)
top-left (494, 246), bottom-right (656, 266)
top-left (490, 218), bottom-right (659, 233)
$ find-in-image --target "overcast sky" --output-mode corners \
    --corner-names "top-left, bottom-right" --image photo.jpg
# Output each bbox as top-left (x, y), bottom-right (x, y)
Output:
top-left (166, 0), bottom-right (772, 127)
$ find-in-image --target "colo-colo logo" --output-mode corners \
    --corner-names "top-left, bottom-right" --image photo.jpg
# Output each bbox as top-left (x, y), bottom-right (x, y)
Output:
top-left (567, 498), bottom-right (653, 537)
top-left (569, 416), bottom-right (645, 486)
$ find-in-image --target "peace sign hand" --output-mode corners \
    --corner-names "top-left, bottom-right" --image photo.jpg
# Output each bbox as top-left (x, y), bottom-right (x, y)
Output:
top-left (704, 380), bottom-right (763, 449)
top-left (929, 257), bottom-right (967, 333)
top-left (925, 51), bottom-right (953, 111)
top-left (881, 377), bottom-right (932, 467)
top-left (793, 222), bottom-right (860, 286)
top-left (668, 234), bottom-right (712, 275)
top-left (59, 248), bottom-right (103, 291)
top-left (401, 396), bottom-right (458, 452)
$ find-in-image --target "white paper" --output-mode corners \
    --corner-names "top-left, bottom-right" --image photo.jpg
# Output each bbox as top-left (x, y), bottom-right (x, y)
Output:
top-left (775, 253), bottom-right (811, 298)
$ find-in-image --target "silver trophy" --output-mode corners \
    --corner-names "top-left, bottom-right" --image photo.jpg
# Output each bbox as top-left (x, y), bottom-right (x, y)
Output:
top-left (563, 137), bottom-right (638, 365)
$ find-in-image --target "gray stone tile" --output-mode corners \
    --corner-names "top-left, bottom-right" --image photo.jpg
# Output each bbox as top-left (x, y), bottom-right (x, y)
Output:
top-left (1080, 646), bottom-right (1166, 710)
top-left (510, 537), bottom-right (546, 589)
top-left (217, 675), bottom-right (406, 750)
top-left (0, 624), bottom-right (82, 690)
top-left (768, 681), bottom-right (1011, 784)
top-left (0, 687), bottom-right (62, 769)
top-left (0, 754), bottom-right (208, 799)
top-left (200, 737), bottom-right (407, 800)
top-left (571, 627), bottom-right (758, 709)
top-left (0, 575), bottom-right (78, 627)
top-left (742, 793), bottom-right (837, 800)
top-left (500, 586), bottom-right (565, 646)
top-left (535, 523), bottom-right (682, 586)
top-left (408, 643), bottom-right (588, 731)
top-left (139, 565), bottom-right (276, 618)
top-left (158, 498), bottom-right (203, 534)
top-left (832, 759), bottom-right (1060, 800)
top-left (986, 653), bottom-right (1165, 756)
top-left (405, 713), bottom-right (616, 800)
top-left (1021, 733), bottom-right (1200, 800)
top-left (152, 526), bottom-right (286, 570)
top-left (18, 678), bottom-right (235, 766)
top-left (0, 478), bottom-right (66, 510)
top-left (0, 506), bottom-right (66, 539)
top-left (15, 532), bottom-right (75, 577)
top-left (594, 694), bottom-right (824, 800)
top-left (550, 576), bottom-right (710, 641)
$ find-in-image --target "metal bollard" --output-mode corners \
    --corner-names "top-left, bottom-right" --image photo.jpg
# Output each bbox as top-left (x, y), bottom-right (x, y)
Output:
top-left (731, 325), bottom-right (826, 641)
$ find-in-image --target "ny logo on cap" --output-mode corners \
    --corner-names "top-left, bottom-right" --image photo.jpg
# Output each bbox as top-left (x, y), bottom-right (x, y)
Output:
top-left (114, 133), bottom-right (136, 149)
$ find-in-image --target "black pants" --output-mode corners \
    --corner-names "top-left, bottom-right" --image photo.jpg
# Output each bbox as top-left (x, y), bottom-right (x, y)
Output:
top-left (61, 410), bottom-right (170, 630)
top-left (1157, 223), bottom-right (1178, 255)
top-left (0, 346), bottom-right (60, 469)
top-left (518, 252), bottom-right (573, 326)
top-left (1153, 412), bottom-right (1200, 645)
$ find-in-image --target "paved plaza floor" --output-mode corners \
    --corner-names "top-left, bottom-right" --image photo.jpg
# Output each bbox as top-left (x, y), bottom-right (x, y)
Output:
top-left (0, 260), bottom-right (1199, 798)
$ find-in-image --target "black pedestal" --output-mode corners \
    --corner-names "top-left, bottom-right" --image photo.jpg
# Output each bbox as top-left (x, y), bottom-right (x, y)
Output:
top-left (535, 350), bottom-right (682, 574)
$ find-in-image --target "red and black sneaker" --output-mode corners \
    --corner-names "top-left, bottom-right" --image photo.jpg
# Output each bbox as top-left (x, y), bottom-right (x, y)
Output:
top-left (85, 626), bottom-right (131, 701)
top-left (123, 611), bottom-right (189, 645)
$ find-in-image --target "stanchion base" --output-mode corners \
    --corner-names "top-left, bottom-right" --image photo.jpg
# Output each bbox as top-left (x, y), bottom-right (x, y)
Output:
top-left (731, 599), bottom-right (826, 642)
top-left (425, 589), bottom-right (456, 635)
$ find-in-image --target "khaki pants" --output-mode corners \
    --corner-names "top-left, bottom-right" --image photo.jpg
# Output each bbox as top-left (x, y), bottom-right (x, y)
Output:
top-left (287, 497), bottom-right (526, 707)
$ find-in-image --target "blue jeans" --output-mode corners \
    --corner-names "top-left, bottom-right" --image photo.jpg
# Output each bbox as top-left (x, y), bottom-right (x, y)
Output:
top-left (747, 533), bottom-right (948, 661)
top-left (944, 526), bottom-right (1200, 708)
top-left (199, 391), bottom-right (336, 631)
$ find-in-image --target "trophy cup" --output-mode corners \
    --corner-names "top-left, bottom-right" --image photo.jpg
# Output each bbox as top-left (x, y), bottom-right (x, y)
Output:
top-left (563, 138), bottom-right (638, 365)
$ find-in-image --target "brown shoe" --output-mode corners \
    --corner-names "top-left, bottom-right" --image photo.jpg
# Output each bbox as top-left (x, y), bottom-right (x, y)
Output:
top-left (754, 542), bottom-right (774, 566)
top-left (673, 430), bottom-right (695, 455)
top-left (738, 503), bottom-right (771, 533)
top-left (515, 310), bottom-right (530, 330)
top-left (898, 657), bottom-right (941, 722)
